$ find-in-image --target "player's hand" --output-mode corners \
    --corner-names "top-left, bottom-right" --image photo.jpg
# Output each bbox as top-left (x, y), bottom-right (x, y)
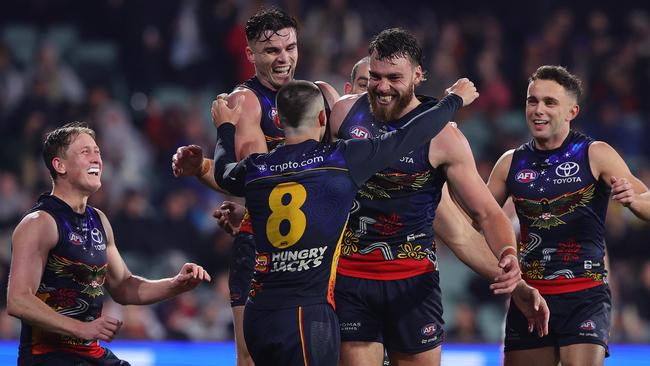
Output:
top-left (610, 176), bottom-right (637, 207)
top-left (212, 94), bottom-right (244, 128)
top-left (489, 253), bottom-right (522, 295)
top-left (212, 201), bottom-right (245, 236)
top-left (171, 263), bottom-right (211, 292)
top-left (172, 145), bottom-right (204, 177)
top-left (77, 315), bottom-right (123, 342)
top-left (511, 280), bottom-right (550, 337)
top-left (446, 78), bottom-right (479, 106)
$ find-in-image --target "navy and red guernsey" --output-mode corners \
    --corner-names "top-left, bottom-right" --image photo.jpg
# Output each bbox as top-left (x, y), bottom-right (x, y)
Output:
top-left (19, 195), bottom-right (109, 361)
top-left (237, 77), bottom-right (333, 236)
top-left (336, 96), bottom-right (447, 280)
top-left (240, 77), bottom-right (333, 151)
top-left (506, 130), bottom-right (611, 294)
top-left (240, 77), bottom-right (286, 151)
top-left (214, 93), bottom-right (462, 310)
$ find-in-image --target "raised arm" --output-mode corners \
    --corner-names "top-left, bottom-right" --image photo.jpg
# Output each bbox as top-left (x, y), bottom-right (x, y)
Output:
top-left (589, 141), bottom-right (650, 220)
top-left (7, 211), bottom-right (123, 342)
top-left (100, 209), bottom-right (210, 305)
top-left (171, 88), bottom-right (265, 191)
top-left (345, 79), bottom-right (477, 185)
top-left (212, 97), bottom-right (248, 196)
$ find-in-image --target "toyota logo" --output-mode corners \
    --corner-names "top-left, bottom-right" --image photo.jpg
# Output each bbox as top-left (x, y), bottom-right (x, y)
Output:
top-left (91, 228), bottom-right (103, 243)
top-left (555, 162), bottom-right (579, 178)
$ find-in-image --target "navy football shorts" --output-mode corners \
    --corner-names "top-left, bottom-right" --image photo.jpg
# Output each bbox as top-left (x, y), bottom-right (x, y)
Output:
top-left (229, 232), bottom-right (256, 307)
top-left (505, 284), bottom-right (611, 356)
top-left (244, 303), bottom-right (340, 366)
top-left (335, 271), bottom-right (444, 354)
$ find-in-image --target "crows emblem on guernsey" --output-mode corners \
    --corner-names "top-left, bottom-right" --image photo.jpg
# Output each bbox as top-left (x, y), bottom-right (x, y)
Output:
top-left (46, 255), bottom-right (108, 298)
top-left (513, 185), bottom-right (595, 229)
top-left (360, 171), bottom-right (431, 199)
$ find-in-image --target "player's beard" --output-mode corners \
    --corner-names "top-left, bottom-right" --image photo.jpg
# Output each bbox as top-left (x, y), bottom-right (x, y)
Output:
top-left (368, 82), bottom-right (415, 122)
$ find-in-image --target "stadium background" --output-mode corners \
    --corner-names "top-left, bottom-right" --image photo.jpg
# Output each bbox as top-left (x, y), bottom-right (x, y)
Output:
top-left (0, 0), bottom-right (649, 364)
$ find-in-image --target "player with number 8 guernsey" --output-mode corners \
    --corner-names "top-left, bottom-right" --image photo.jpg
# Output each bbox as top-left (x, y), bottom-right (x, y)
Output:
top-left (212, 79), bottom-right (478, 366)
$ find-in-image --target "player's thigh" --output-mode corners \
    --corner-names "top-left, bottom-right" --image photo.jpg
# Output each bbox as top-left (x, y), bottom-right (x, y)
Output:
top-left (339, 341), bottom-right (384, 366)
top-left (387, 345), bottom-right (441, 366)
top-left (559, 343), bottom-right (605, 366)
top-left (232, 306), bottom-right (254, 366)
top-left (503, 347), bottom-right (559, 366)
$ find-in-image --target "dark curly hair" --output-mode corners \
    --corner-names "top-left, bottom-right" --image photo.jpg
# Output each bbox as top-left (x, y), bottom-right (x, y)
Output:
top-left (245, 7), bottom-right (298, 43)
top-left (529, 65), bottom-right (583, 102)
top-left (368, 28), bottom-right (423, 67)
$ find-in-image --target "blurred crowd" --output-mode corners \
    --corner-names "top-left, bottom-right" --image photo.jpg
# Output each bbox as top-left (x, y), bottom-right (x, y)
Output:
top-left (1, 0), bottom-right (649, 344)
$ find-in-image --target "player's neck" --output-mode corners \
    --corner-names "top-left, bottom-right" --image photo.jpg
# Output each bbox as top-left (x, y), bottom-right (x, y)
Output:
top-left (284, 127), bottom-right (321, 145)
top-left (51, 184), bottom-right (90, 214)
top-left (533, 129), bottom-right (571, 151)
top-left (257, 75), bottom-right (280, 92)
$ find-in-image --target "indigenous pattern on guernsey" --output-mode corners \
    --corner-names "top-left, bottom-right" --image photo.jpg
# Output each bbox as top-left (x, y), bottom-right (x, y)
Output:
top-left (506, 130), bottom-right (611, 294)
top-left (336, 96), bottom-right (446, 280)
top-left (19, 195), bottom-right (108, 361)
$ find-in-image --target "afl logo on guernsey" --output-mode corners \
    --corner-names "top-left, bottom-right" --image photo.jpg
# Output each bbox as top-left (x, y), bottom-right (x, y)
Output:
top-left (349, 126), bottom-right (370, 139)
top-left (516, 169), bottom-right (538, 183)
top-left (421, 323), bottom-right (437, 336)
top-left (69, 232), bottom-right (85, 245)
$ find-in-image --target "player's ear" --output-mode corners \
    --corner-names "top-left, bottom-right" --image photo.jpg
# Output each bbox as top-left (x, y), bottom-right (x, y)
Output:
top-left (414, 65), bottom-right (423, 85)
top-left (52, 157), bottom-right (66, 175)
top-left (344, 82), bottom-right (353, 94)
top-left (245, 46), bottom-right (255, 64)
top-left (567, 104), bottom-right (580, 122)
top-left (318, 109), bottom-right (326, 127)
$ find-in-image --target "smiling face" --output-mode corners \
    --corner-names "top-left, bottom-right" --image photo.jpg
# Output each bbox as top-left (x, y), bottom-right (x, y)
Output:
top-left (246, 27), bottom-right (298, 91)
top-left (525, 79), bottom-right (580, 150)
top-left (367, 52), bottom-right (422, 122)
top-left (54, 133), bottom-right (103, 194)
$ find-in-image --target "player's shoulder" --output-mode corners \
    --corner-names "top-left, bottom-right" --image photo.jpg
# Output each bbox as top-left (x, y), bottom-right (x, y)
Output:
top-left (12, 209), bottom-right (58, 245)
top-left (333, 92), bottom-right (364, 113)
top-left (495, 149), bottom-right (516, 170)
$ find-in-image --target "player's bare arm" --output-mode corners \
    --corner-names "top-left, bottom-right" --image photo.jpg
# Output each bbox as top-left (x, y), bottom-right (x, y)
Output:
top-left (171, 88), bottom-right (265, 191)
top-left (589, 141), bottom-right (650, 220)
top-left (487, 149), bottom-right (516, 206)
top-left (315, 80), bottom-right (341, 108)
top-left (98, 209), bottom-right (210, 306)
top-left (429, 125), bottom-right (521, 282)
top-left (7, 211), bottom-right (123, 342)
top-left (328, 93), bottom-right (363, 140)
